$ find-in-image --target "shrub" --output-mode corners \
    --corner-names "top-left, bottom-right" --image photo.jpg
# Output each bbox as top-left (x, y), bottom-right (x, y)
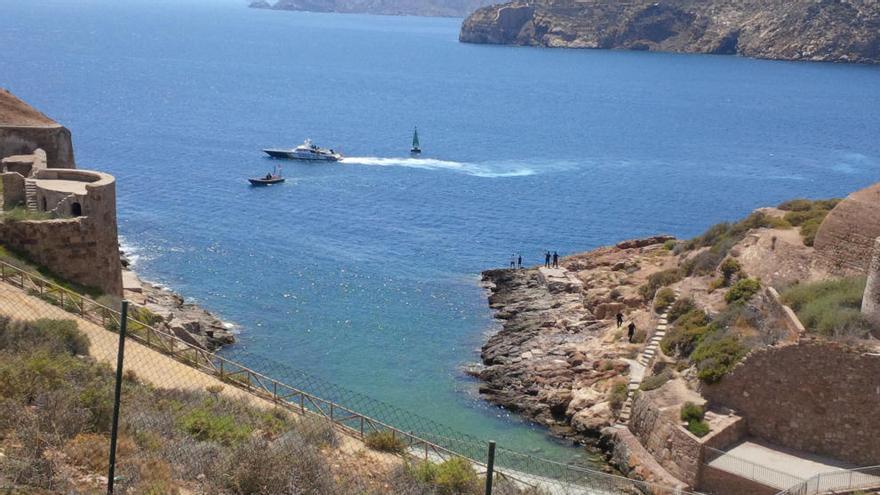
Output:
top-left (687, 419), bottom-right (710, 437)
top-left (639, 269), bottom-right (682, 300)
top-left (364, 430), bottom-right (407, 454)
top-left (0, 318), bottom-right (89, 356)
top-left (660, 309), bottom-right (711, 357)
top-left (654, 287), bottom-right (676, 312)
top-left (608, 379), bottom-right (628, 411)
top-left (294, 414), bottom-right (338, 448)
top-left (720, 258), bottom-right (742, 285)
top-left (179, 407), bottom-right (252, 446)
top-left (668, 298), bottom-right (696, 323)
top-left (663, 239), bottom-right (677, 251)
top-left (226, 435), bottom-right (335, 495)
top-left (409, 460), bottom-right (440, 484)
top-left (800, 216), bottom-right (823, 246)
top-left (680, 402), bottom-right (704, 422)
top-left (639, 370), bottom-right (671, 391)
top-left (691, 335), bottom-right (747, 383)
top-left (434, 457), bottom-right (480, 495)
top-left (782, 277), bottom-right (872, 338)
top-left (725, 278), bottom-right (761, 304)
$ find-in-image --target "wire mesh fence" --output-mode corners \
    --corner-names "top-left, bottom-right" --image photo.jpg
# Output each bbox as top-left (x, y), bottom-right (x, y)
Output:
top-left (0, 260), bottom-right (699, 495)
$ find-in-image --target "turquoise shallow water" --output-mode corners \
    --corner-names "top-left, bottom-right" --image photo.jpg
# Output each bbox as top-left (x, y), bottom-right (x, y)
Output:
top-left (2, 0), bottom-right (880, 463)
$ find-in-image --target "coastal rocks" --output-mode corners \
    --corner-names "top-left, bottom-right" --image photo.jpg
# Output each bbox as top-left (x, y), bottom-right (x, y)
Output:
top-left (460, 0), bottom-right (880, 65)
top-left (123, 270), bottom-right (235, 351)
top-left (615, 235), bottom-right (674, 250)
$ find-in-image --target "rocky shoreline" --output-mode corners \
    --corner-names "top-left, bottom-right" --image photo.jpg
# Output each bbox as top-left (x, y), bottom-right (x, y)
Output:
top-left (121, 264), bottom-right (235, 351)
top-left (472, 237), bottom-right (678, 446)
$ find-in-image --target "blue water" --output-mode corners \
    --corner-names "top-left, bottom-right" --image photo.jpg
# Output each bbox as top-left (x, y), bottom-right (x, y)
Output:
top-left (3, 0), bottom-right (880, 463)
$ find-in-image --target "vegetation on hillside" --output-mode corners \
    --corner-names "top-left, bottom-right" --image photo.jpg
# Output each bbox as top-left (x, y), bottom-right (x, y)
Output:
top-left (0, 317), bottom-right (543, 495)
top-left (778, 198), bottom-right (840, 246)
top-left (782, 277), bottom-right (874, 338)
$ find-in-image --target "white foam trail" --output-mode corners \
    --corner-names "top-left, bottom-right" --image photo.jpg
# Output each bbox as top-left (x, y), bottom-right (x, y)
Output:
top-left (340, 156), bottom-right (536, 178)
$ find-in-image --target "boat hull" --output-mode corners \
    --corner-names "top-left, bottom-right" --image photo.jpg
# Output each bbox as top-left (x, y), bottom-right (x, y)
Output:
top-left (262, 149), bottom-right (295, 159)
top-left (249, 178), bottom-right (285, 186)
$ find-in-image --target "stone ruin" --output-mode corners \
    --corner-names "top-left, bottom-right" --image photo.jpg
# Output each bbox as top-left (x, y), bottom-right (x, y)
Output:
top-left (863, 236), bottom-right (880, 323)
top-left (0, 89), bottom-right (122, 296)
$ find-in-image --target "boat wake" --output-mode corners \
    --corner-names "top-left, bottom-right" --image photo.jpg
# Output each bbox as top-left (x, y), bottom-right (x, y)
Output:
top-left (340, 156), bottom-right (537, 178)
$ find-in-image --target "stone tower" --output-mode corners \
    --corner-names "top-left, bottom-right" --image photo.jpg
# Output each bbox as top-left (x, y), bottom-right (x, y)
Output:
top-left (863, 237), bottom-right (880, 322)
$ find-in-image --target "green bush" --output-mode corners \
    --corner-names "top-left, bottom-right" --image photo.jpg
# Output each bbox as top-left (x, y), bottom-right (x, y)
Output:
top-left (668, 297), bottom-right (696, 323)
top-left (680, 402), bottom-right (704, 422)
top-left (364, 430), bottom-right (407, 454)
top-left (778, 198), bottom-right (839, 246)
top-left (654, 287), bottom-right (677, 312)
top-left (687, 419), bottom-right (710, 437)
top-left (660, 309), bottom-right (712, 357)
top-left (782, 277), bottom-right (872, 337)
top-left (691, 335), bottom-right (747, 383)
top-left (639, 269), bottom-right (682, 300)
top-left (720, 257), bottom-right (743, 285)
top-left (434, 457), bottom-right (480, 495)
top-left (800, 216), bottom-right (824, 246)
top-left (725, 278), bottom-right (761, 304)
top-left (608, 380), bottom-right (628, 411)
top-left (179, 406), bottom-right (252, 446)
top-left (640, 370), bottom-right (672, 391)
top-left (663, 239), bottom-right (677, 251)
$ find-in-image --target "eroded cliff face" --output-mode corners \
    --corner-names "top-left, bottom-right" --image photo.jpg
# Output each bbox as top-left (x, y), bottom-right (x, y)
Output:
top-left (460, 0), bottom-right (880, 64)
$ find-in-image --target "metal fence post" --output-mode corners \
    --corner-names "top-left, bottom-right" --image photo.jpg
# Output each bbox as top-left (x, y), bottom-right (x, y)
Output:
top-left (485, 441), bottom-right (496, 495)
top-left (107, 300), bottom-right (129, 495)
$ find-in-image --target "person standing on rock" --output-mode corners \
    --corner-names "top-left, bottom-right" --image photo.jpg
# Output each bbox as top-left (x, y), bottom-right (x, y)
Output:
top-left (616, 312), bottom-right (624, 328)
top-left (552, 251), bottom-right (559, 268)
top-left (628, 322), bottom-right (636, 343)
top-left (510, 254), bottom-right (516, 269)
top-left (544, 251), bottom-right (551, 268)
top-left (517, 254), bottom-right (522, 269)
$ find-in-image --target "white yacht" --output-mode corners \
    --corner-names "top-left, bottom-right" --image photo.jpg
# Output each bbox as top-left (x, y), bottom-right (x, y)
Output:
top-left (262, 139), bottom-right (342, 161)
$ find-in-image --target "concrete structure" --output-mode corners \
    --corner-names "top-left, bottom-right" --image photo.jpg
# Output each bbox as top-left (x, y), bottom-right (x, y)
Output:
top-left (814, 183), bottom-right (880, 275)
top-left (0, 89), bottom-right (75, 168)
top-left (863, 237), bottom-right (880, 322)
top-left (0, 89), bottom-right (121, 296)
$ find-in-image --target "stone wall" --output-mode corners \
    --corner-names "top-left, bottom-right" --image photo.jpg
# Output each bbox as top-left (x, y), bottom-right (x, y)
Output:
top-left (761, 287), bottom-right (804, 341)
top-left (0, 126), bottom-right (74, 169)
top-left (863, 237), bottom-right (880, 322)
top-left (0, 216), bottom-right (121, 296)
top-left (703, 341), bottom-right (880, 466)
top-left (627, 391), bottom-right (704, 487)
top-left (698, 466), bottom-right (778, 495)
top-left (814, 183), bottom-right (880, 275)
top-left (1, 172), bottom-right (25, 209)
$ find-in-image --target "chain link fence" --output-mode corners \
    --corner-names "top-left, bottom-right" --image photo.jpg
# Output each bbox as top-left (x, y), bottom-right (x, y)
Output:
top-left (0, 260), bottom-right (699, 494)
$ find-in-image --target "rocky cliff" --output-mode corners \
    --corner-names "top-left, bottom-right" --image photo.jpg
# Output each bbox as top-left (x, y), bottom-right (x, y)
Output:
top-left (251, 0), bottom-right (494, 17)
top-left (460, 0), bottom-right (880, 64)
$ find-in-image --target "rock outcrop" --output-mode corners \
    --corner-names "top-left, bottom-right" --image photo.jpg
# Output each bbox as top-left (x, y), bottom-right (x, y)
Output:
top-left (460, 0), bottom-right (880, 64)
top-left (814, 183), bottom-right (880, 274)
top-left (253, 0), bottom-right (495, 17)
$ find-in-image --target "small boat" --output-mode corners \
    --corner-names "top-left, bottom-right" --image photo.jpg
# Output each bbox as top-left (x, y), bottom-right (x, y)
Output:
top-left (410, 127), bottom-right (421, 155)
top-left (249, 166), bottom-right (285, 186)
top-left (262, 139), bottom-right (342, 161)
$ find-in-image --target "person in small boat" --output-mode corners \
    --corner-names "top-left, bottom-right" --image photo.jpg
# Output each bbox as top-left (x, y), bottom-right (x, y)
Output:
top-left (265, 172), bottom-right (272, 180)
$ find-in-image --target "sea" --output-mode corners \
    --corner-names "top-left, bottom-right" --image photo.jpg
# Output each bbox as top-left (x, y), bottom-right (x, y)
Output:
top-left (2, 0), bottom-right (879, 464)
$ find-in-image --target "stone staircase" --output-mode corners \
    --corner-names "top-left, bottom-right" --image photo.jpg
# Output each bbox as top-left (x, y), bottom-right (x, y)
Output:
top-left (24, 179), bottom-right (38, 212)
top-left (618, 288), bottom-right (680, 424)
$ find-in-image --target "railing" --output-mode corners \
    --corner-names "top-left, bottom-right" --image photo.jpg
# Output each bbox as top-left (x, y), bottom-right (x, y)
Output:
top-left (0, 259), bottom-right (702, 494)
top-left (704, 446), bottom-right (806, 490)
top-left (776, 465), bottom-right (880, 495)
